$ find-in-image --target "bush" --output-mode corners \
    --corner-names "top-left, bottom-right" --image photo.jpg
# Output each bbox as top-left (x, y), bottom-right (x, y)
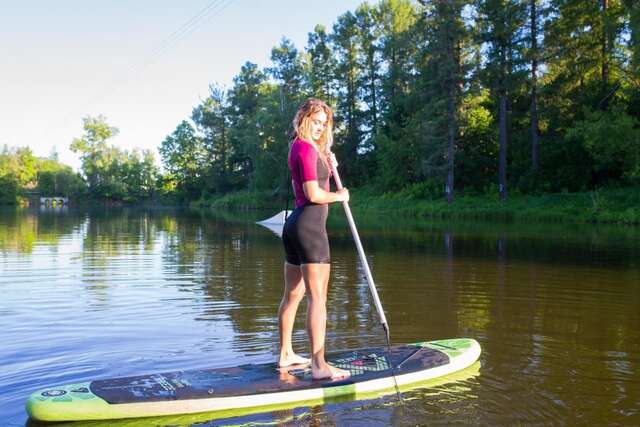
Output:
top-left (0, 175), bottom-right (20, 204)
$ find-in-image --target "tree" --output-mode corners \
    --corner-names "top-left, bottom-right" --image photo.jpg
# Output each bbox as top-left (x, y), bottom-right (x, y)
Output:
top-left (332, 10), bottom-right (362, 183)
top-left (0, 146), bottom-right (38, 204)
top-left (528, 0), bottom-right (542, 173)
top-left (36, 158), bottom-right (85, 197)
top-left (625, 0), bottom-right (640, 76)
top-left (355, 3), bottom-right (383, 143)
top-left (70, 115), bottom-right (119, 194)
top-left (566, 106), bottom-right (640, 185)
top-left (474, 0), bottom-right (528, 200)
top-left (373, 0), bottom-right (420, 190)
top-left (378, 0), bottom-right (419, 117)
top-left (541, 0), bottom-right (628, 190)
top-left (159, 120), bottom-right (206, 200)
top-left (227, 62), bottom-right (267, 188)
top-left (305, 25), bottom-right (337, 102)
top-left (192, 85), bottom-right (232, 193)
top-left (420, 0), bottom-right (466, 202)
top-left (267, 38), bottom-right (305, 107)
top-left (119, 149), bottom-right (159, 201)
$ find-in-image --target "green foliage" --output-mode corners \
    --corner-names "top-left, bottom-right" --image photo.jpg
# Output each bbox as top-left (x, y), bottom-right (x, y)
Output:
top-left (151, 0), bottom-right (640, 217)
top-left (192, 85), bottom-right (233, 194)
top-left (0, 174), bottom-right (20, 204)
top-left (374, 131), bottom-right (420, 190)
top-left (226, 61), bottom-right (268, 190)
top-left (36, 159), bottom-right (85, 197)
top-left (71, 115), bottom-right (159, 202)
top-left (195, 189), bottom-right (282, 210)
top-left (267, 38), bottom-right (305, 101)
top-left (458, 90), bottom-right (498, 193)
top-left (159, 120), bottom-right (206, 200)
top-left (0, 146), bottom-right (38, 187)
top-left (332, 10), bottom-right (363, 184)
top-left (305, 25), bottom-right (337, 102)
top-left (566, 106), bottom-right (640, 184)
top-left (0, 146), bottom-right (87, 204)
top-left (350, 185), bottom-right (640, 225)
top-left (70, 116), bottom-right (118, 191)
top-left (397, 180), bottom-right (443, 200)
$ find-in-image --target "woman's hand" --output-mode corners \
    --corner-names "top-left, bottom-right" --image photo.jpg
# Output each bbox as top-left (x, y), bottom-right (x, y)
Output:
top-left (336, 188), bottom-right (349, 203)
top-left (303, 181), bottom-right (349, 204)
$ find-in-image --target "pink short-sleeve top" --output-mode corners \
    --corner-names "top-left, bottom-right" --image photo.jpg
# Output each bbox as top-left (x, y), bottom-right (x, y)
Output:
top-left (289, 138), bottom-right (331, 208)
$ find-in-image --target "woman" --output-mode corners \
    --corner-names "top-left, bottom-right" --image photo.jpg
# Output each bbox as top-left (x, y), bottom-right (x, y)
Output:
top-left (278, 98), bottom-right (350, 380)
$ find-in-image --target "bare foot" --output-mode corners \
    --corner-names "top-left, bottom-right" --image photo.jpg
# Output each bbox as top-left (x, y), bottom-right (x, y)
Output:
top-left (312, 363), bottom-right (351, 380)
top-left (278, 353), bottom-right (311, 368)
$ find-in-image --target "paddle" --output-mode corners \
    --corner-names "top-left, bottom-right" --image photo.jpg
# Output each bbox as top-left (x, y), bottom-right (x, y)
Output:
top-left (328, 155), bottom-right (403, 403)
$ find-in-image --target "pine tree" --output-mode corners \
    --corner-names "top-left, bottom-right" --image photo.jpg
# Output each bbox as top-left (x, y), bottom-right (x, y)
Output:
top-left (355, 3), bottom-right (383, 145)
top-left (305, 25), bottom-right (336, 103)
top-left (227, 62), bottom-right (267, 188)
top-left (332, 11), bottom-right (362, 182)
top-left (426, 0), bottom-right (466, 202)
top-left (192, 85), bottom-right (231, 193)
top-left (267, 37), bottom-right (306, 109)
top-left (474, 0), bottom-right (527, 200)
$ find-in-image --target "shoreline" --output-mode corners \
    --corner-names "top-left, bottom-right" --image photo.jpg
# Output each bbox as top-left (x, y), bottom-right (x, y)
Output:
top-left (4, 187), bottom-right (638, 226)
top-left (194, 186), bottom-right (640, 226)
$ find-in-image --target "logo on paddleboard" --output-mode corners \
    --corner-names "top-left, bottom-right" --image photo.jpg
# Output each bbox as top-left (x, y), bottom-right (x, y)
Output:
top-left (42, 390), bottom-right (67, 397)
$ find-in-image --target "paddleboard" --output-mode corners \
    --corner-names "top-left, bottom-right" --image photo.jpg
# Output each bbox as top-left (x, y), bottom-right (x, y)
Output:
top-left (26, 338), bottom-right (481, 422)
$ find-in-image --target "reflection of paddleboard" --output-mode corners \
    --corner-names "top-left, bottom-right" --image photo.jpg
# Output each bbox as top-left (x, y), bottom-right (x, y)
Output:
top-left (26, 338), bottom-right (481, 422)
top-left (256, 210), bottom-right (292, 237)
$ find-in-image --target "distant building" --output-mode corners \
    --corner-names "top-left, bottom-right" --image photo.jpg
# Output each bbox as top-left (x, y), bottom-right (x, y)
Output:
top-left (40, 197), bottom-right (68, 207)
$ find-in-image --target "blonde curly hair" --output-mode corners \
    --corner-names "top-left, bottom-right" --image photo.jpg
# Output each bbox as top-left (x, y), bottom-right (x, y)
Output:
top-left (292, 98), bottom-right (334, 156)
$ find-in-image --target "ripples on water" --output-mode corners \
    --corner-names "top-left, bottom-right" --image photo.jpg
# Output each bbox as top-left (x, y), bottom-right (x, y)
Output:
top-left (1, 207), bottom-right (639, 426)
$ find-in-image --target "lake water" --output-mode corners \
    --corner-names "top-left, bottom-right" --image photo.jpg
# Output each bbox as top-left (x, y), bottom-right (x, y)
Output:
top-left (1, 207), bottom-right (639, 426)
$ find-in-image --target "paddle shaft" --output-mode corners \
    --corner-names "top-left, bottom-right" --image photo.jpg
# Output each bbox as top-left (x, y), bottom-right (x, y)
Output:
top-left (329, 163), bottom-right (390, 339)
top-left (330, 161), bottom-right (402, 403)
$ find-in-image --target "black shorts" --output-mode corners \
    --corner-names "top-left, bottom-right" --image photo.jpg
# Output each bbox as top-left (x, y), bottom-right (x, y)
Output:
top-left (282, 204), bottom-right (330, 265)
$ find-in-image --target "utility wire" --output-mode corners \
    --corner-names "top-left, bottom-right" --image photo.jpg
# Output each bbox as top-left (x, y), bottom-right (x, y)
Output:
top-left (137, 0), bottom-right (235, 72)
top-left (41, 0), bottom-right (236, 140)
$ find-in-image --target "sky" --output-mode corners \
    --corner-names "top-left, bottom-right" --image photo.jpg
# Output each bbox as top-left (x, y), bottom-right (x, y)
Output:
top-left (1, 0), bottom-right (364, 170)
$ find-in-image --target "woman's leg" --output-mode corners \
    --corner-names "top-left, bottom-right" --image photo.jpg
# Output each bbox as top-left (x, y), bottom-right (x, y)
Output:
top-left (278, 262), bottom-right (310, 367)
top-left (302, 263), bottom-right (350, 380)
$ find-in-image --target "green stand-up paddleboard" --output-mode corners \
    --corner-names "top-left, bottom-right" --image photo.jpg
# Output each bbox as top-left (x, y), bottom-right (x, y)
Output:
top-left (26, 338), bottom-right (481, 422)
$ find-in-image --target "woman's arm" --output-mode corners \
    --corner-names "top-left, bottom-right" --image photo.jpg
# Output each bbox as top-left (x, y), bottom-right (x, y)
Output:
top-left (303, 181), bottom-right (349, 204)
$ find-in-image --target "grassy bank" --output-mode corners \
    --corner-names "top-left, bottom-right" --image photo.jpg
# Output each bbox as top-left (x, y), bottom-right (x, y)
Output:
top-left (195, 186), bottom-right (640, 225)
top-left (351, 186), bottom-right (640, 225)
top-left (192, 190), bottom-right (284, 211)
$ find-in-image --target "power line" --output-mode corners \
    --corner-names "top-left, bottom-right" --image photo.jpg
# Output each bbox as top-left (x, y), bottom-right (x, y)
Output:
top-left (41, 0), bottom-right (236, 140)
top-left (149, 0), bottom-right (228, 58)
top-left (135, 0), bottom-right (235, 72)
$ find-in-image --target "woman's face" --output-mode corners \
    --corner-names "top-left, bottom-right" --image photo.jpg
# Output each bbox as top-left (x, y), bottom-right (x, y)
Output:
top-left (309, 110), bottom-right (328, 143)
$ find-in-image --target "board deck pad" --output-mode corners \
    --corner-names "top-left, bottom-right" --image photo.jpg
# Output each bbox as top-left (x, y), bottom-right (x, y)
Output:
top-left (27, 338), bottom-right (481, 422)
top-left (91, 345), bottom-right (448, 404)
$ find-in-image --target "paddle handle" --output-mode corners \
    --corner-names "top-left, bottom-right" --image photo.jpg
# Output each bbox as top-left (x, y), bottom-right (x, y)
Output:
top-left (329, 161), bottom-right (390, 332)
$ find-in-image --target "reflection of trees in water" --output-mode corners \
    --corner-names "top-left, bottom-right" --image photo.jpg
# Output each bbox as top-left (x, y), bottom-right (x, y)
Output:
top-left (158, 212), bottom-right (394, 356)
top-left (331, 215), bottom-right (640, 269)
top-left (345, 220), bottom-right (639, 395)
top-left (81, 209), bottom-right (162, 263)
top-left (158, 212), bottom-right (282, 354)
top-left (326, 227), bottom-right (379, 349)
top-left (78, 209), bottom-right (175, 309)
top-left (0, 208), bottom-right (85, 253)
